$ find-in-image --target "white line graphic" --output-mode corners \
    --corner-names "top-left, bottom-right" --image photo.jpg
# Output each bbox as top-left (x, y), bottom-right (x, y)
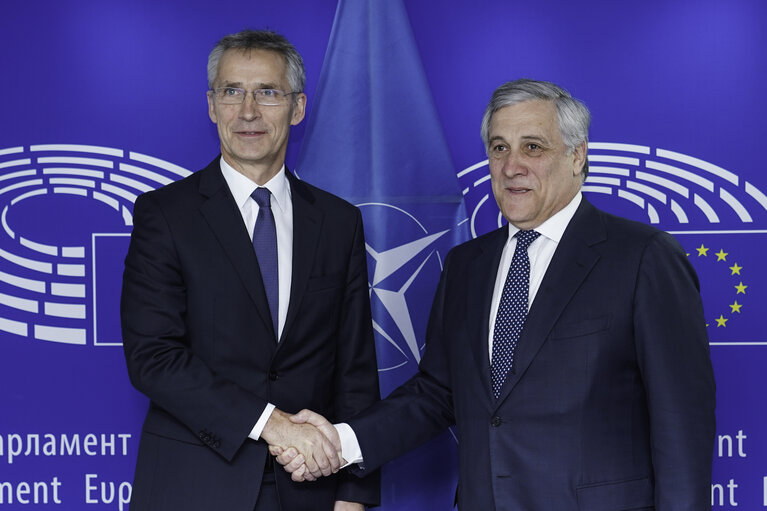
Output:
top-left (0, 144), bottom-right (190, 345)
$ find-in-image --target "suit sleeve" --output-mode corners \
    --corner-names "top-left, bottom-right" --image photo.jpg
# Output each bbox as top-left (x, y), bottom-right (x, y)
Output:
top-left (346, 248), bottom-right (457, 475)
top-left (633, 231), bottom-right (716, 510)
top-left (121, 192), bottom-right (266, 461)
top-left (332, 209), bottom-right (382, 506)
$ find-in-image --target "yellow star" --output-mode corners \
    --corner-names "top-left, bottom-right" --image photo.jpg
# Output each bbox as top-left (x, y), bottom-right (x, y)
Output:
top-left (735, 282), bottom-right (748, 294)
top-left (730, 301), bottom-right (742, 314)
top-left (729, 263), bottom-right (742, 275)
top-left (715, 249), bottom-right (728, 261)
top-left (696, 244), bottom-right (709, 256)
top-left (715, 315), bottom-right (728, 327)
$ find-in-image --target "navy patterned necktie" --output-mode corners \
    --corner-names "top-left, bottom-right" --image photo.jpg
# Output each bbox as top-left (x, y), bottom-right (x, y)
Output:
top-left (251, 188), bottom-right (279, 337)
top-left (491, 229), bottom-right (541, 399)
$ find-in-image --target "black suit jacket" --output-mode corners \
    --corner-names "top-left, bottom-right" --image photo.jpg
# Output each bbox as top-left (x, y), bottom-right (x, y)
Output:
top-left (349, 198), bottom-right (715, 510)
top-left (121, 157), bottom-right (380, 510)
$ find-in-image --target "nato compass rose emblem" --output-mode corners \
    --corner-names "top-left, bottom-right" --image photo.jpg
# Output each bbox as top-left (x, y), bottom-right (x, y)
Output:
top-left (358, 203), bottom-right (453, 384)
top-left (458, 142), bottom-right (767, 347)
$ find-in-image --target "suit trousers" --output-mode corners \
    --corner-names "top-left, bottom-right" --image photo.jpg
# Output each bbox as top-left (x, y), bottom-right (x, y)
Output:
top-left (254, 472), bottom-right (280, 511)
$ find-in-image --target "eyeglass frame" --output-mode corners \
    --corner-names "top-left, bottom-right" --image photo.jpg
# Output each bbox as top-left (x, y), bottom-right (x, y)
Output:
top-left (208, 87), bottom-right (300, 106)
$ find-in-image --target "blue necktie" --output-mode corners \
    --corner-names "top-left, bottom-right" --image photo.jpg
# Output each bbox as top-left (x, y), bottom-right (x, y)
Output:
top-left (491, 229), bottom-right (541, 399)
top-left (251, 188), bottom-right (279, 337)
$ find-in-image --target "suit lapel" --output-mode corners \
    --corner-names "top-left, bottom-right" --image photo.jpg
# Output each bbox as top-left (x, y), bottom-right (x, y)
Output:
top-left (278, 171), bottom-right (321, 347)
top-left (494, 199), bottom-right (606, 407)
top-left (197, 159), bottom-right (277, 339)
top-left (467, 226), bottom-right (509, 398)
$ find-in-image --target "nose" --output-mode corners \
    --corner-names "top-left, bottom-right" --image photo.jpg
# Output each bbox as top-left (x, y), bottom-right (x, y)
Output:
top-left (238, 92), bottom-right (261, 120)
top-left (499, 150), bottom-right (527, 178)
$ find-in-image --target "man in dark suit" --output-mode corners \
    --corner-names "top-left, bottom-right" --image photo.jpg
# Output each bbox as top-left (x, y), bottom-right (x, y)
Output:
top-left (276, 79), bottom-right (716, 510)
top-left (121, 30), bottom-right (379, 511)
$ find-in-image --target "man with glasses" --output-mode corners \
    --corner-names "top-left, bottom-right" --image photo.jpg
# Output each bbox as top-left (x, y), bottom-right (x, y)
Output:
top-left (121, 29), bottom-right (379, 511)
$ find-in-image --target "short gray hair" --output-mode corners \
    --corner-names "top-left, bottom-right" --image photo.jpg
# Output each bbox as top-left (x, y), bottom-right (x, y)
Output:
top-left (207, 29), bottom-right (305, 93)
top-left (480, 79), bottom-right (590, 177)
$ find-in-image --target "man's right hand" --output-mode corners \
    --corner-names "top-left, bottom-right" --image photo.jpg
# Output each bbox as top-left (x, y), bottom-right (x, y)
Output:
top-left (261, 408), bottom-right (340, 481)
top-left (269, 409), bottom-right (344, 482)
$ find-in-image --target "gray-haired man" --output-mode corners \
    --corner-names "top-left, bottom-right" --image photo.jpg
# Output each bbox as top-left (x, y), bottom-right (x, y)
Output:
top-left (276, 78), bottom-right (715, 511)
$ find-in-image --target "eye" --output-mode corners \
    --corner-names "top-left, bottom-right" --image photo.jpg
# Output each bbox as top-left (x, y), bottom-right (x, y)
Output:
top-left (491, 143), bottom-right (508, 154)
top-left (260, 89), bottom-right (278, 97)
top-left (526, 143), bottom-right (541, 151)
top-left (223, 87), bottom-right (241, 96)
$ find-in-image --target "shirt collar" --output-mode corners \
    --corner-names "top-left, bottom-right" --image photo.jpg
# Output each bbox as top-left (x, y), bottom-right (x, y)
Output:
top-left (507, 192), bottom-right (582, 244)
top-left (219, 157), bottom-right (290, 214)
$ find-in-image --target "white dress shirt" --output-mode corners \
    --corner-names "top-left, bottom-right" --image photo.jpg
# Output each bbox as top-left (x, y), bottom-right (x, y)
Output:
top-left (219, 157), bottom-right (293, 440)
top-left (336, 192), bottom-right (583, 465)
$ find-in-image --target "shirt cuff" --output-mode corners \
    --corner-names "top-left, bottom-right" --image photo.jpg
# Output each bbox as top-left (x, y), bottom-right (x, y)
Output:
top-left (334, 422), bottom-right (363, 468)
top-left (248, 403), bottom-right (276, 440)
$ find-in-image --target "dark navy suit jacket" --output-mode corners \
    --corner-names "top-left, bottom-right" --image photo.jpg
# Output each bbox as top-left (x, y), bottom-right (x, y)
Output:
top-left (121, 158), bottom-right (380, 510)
top-left (349, 198), bottom-right (715, 510)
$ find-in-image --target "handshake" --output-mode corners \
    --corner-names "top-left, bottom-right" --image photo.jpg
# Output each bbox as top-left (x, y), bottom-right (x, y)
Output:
top-left (261, 408), bottom-right (344, 482)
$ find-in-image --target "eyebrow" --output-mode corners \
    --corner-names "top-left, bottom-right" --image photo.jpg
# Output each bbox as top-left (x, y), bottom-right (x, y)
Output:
top-left (217, 81), bottom-right (281, 90)
top-left (520, 135), bottom-right (549, 145)
top-left (488, 135), bottom-right (550, 145)
top-left (488, 136), bottom-right (506, 145)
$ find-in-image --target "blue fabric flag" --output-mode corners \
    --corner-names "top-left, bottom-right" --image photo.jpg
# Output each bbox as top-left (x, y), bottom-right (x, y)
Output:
top-left (295, 0), bottom-right (468, 508)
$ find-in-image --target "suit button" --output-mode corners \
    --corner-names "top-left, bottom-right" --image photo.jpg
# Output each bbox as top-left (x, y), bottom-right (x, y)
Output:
top-left (491, 416), bottom-right (502, 427)
top-left (268, 371), bottom-right (278, 381)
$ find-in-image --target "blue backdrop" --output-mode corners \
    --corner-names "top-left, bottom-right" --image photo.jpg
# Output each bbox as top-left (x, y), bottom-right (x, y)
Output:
top-left (1, 0), bottom-right (765, 509)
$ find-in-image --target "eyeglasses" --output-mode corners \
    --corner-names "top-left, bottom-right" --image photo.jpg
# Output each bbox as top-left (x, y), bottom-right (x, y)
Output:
top-left (209, 87), bottom-right (299, 106)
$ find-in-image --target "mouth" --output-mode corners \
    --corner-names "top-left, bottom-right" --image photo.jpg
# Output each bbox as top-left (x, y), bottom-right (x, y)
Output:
top-left (506, 187), bottom-right (531, 194)
top-left (235, 130), bottom-right (266, 137)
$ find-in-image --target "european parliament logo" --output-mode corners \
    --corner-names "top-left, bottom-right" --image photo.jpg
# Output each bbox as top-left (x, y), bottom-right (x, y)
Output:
top-left (458, 142), bottom-right (767, 345)
top-left (0, 144), bottom-right (189, 347)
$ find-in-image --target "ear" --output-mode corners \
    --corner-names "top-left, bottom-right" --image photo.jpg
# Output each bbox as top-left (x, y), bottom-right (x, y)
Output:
top-left (290, 93), bottom-right (307, 126)
top-left (207, 91), bottom-right (218, 124)
top-left (571, 141), bottom-right (587, 177)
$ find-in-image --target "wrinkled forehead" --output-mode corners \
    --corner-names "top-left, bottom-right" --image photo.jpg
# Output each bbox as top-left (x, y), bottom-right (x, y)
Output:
top-left (489, 100), bottom-right (561, 139)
